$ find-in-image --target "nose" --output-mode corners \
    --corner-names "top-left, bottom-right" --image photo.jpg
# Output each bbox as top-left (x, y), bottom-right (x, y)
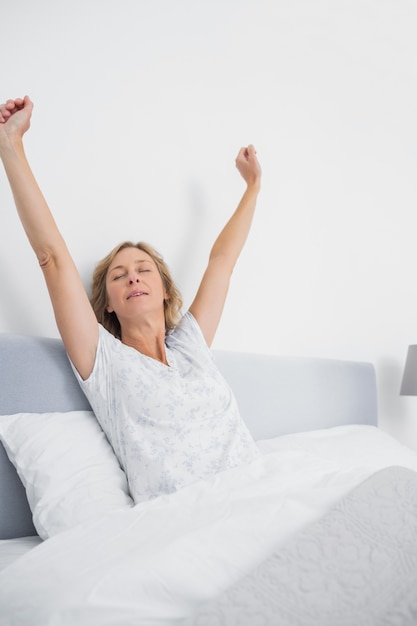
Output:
top-left (129, 276), bottom-right (140, 284)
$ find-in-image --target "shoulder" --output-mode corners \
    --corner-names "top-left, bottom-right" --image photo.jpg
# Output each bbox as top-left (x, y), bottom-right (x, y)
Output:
top-left (167, 312), bottom-right (214, 363)
top-left (69, 324), bottom-right (123, 385)
top-left (169, 311), bottom-right (207, 345)
top-left (97, 323), bottom-right (120, 348)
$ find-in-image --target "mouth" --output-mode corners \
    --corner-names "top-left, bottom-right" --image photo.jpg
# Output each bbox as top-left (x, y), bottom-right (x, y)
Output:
top-left (127, 291), bottom-right (148, 300)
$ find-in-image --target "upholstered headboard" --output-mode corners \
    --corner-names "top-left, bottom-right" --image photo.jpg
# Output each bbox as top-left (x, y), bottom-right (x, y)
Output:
top-left (0, 333), bottom-right (378, 539)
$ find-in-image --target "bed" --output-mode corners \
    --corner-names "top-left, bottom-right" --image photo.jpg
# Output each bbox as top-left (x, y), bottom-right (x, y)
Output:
top-left (1, 333), bottom-right (417, 625)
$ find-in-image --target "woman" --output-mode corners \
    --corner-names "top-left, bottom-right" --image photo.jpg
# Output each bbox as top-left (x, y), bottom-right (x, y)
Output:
top-left (0, 96), bottom-right (262, 503)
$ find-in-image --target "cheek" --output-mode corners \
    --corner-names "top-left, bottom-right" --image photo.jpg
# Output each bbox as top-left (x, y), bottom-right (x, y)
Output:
top-left (160, 282), bottom-right (169, 300)
top-left (105, 283), bottom-right (115, 312)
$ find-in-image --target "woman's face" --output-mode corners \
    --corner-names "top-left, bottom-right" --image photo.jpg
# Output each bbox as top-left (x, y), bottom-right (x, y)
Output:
top-left (105, 247), bottom-right (167, 326)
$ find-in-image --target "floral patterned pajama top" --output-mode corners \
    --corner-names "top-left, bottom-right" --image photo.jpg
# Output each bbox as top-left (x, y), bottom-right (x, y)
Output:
top-left (70, 312), bottom-right (260, 503)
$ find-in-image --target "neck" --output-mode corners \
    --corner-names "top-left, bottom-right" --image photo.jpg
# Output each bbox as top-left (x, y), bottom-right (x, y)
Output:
top-left (120, 320), bottom-right (168, 364)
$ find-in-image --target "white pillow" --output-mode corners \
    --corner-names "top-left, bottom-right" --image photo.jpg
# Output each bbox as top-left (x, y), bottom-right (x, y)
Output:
top-left (0, 411), bottom-right (133, 540)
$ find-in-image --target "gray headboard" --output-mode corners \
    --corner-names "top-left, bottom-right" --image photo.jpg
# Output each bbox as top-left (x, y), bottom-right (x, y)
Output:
top-left (0, 333), bottom-right (378, 539)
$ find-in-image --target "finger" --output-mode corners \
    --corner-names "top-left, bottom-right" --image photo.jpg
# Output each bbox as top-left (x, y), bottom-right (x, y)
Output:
top-left (5, 99), bottom-right (18, 110)
top-left (4, 97), bottom-right (26, 115)
top-left (247, 144), bottom-right (258, 160)
top-left (23, 95), bottom-right (34, 112)
top-left (235, 146), bottom-right (247, 165)
top-left (0, 105), bottom-right (11, 121)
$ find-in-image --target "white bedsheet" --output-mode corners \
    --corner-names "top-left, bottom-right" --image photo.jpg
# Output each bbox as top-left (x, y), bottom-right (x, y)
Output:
top-left (0, 536), bottom-right (42, 573)
top-left (1, 425), bottom-right (417, 626)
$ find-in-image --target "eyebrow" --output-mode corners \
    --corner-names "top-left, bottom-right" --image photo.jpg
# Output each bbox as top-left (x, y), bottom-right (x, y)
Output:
top-left (108, 259), bottom-right (152, 274)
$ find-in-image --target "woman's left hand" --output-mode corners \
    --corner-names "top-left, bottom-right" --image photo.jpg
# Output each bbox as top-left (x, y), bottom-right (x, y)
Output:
top-left (235, 144), bottom-right (261, 189)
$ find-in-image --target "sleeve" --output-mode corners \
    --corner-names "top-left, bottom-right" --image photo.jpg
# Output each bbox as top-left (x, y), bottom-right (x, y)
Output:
top-left (67, 325), bottom-right (116, 428)
top-left (168, 312), bottom-right (215, 361)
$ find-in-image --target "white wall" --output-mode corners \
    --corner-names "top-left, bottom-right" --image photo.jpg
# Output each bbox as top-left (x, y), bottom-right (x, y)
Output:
top-left (1, 0), bottom-right (417, 448)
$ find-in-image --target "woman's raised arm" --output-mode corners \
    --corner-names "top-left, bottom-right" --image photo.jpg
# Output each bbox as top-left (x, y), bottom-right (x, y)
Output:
top-left (189, 144), bottom-right (261, 346)
top-left (0, 96), bottom-right (98, 380)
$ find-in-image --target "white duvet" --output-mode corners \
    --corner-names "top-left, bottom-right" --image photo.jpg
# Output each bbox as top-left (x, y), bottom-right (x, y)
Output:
top-left (1, 425), bottom-right (417, 626)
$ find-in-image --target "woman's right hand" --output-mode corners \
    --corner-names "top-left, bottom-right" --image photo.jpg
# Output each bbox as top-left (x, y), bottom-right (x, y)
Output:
top-left (0, 96), bottom-right (33, 145)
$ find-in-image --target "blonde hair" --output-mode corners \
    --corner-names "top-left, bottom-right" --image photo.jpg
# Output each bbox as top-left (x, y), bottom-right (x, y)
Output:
top-left (90, 241), bottom-right (183, 339)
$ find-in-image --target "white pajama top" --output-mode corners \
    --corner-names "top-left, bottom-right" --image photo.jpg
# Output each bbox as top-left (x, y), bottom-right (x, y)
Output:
top-left (70, 312), bottom-right (260, 503)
